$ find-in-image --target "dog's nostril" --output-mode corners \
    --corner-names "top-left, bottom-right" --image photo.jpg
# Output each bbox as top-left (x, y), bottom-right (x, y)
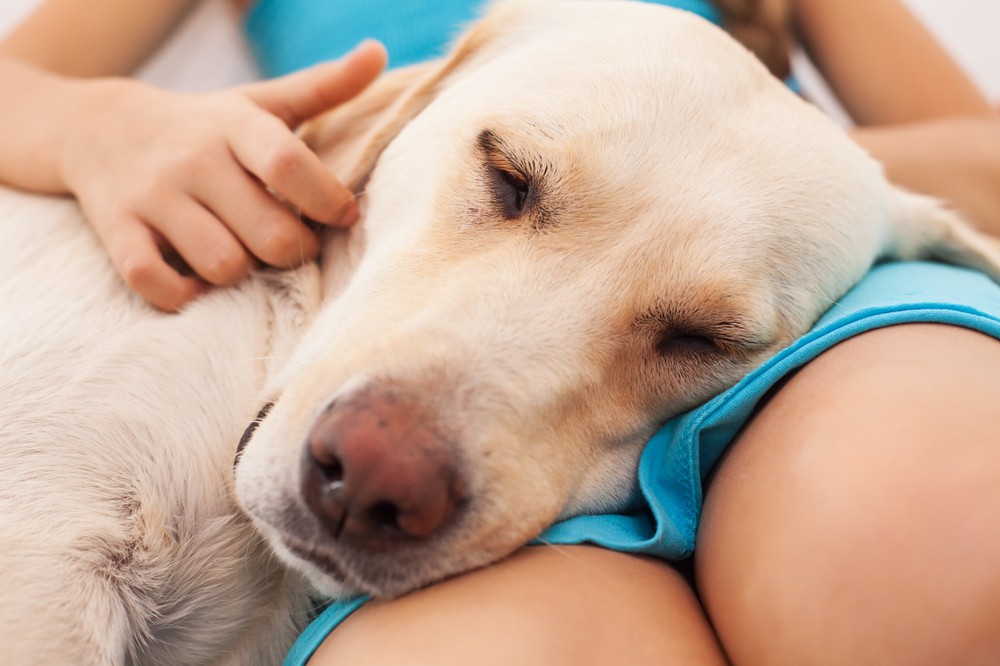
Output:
top-left (367, 501), bottom-right (402, 533)
top-left (316, 457), bottom-right (345, 485)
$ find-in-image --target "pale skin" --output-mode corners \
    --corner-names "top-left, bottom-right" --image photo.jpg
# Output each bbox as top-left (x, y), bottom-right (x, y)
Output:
top-left (2, 0), bottom-right (1000, 663)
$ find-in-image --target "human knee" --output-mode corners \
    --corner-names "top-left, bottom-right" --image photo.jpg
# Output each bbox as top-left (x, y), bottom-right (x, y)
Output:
top-left (309, 547), bottom-right (726, 665)
top-left (695, 325), bottom-right (1000, 664)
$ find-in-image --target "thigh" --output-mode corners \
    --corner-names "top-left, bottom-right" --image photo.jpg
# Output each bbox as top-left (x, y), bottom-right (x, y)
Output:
top-left (697, 323), bottom-right (1000, 665)
top-left (309, 546), bottom-right (726, 666)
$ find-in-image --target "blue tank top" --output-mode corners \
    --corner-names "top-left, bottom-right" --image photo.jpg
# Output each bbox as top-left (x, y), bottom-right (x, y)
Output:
top-left (244, 0), bottom-right (724, 76)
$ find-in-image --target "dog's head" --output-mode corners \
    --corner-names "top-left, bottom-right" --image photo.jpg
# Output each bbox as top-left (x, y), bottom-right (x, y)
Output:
top-left (235, 0), bottom-right (1000, 597)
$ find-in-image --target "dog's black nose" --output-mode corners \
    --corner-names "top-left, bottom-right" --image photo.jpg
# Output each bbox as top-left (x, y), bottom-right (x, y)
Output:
top-left (301, 385), bottom-right (463, 547)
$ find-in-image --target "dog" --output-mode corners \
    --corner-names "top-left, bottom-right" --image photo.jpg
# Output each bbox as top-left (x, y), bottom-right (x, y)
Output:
top-left (3, 1), bottom-right (999, 663)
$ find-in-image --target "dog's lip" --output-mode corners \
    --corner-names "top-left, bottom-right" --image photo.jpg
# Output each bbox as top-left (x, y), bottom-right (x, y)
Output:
top-left (264, 492), bottom-right (478, 595)
top-left (280, 533), bottom-right (351, 585)
top-left (278, 527), bottom-right (437, 596)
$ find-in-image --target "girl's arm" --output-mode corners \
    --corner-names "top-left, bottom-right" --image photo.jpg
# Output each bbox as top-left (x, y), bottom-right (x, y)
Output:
top-left (792, 0), bottom-right (991, 123)
top-left (0, 0), bottom-right (199, 76)
top-left (792, 0), bottom-right (1000, 233)
top-left (0, 1), bottom-right (386, 311)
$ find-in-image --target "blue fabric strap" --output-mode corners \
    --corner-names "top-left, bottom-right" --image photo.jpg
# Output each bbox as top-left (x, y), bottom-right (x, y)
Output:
top-left (282, 596), bottom-right (367, 666)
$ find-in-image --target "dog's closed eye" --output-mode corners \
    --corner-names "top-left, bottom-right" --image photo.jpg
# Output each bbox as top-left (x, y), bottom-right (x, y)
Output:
top-left (637, 306), bottom-right (771, 362)
top-left (477, 129), bottom-right (536, 220)
top-left (491, 165), bottom-right (531, 218)
top-left (655, 330), bottom-right (720, 357)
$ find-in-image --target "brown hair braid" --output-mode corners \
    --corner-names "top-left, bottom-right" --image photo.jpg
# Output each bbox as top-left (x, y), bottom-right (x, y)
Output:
top-left (714, 0), bottom-right (793, 79)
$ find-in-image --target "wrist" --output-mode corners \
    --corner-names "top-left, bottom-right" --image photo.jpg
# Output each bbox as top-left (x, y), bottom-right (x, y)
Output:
top-left (0, 60), bottom-right (81, 193)
top-left (54, 76), bottom-right (137, 195)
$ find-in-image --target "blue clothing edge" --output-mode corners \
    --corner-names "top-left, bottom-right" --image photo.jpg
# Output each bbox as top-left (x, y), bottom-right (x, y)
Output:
top-left (283, 596), bottom-right (368, 666)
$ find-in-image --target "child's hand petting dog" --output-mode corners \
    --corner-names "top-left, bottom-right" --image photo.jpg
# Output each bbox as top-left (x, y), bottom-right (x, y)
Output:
top-left (57, 40), bottom-right (386, 311)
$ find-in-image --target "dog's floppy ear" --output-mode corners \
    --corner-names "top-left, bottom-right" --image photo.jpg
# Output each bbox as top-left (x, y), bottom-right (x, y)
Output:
top-left (298, 3), bottom-right (517, 191)
top-left (884, 187), bottom-right (1000, 281)
top-left (297, 63), bottom-right (433, 190)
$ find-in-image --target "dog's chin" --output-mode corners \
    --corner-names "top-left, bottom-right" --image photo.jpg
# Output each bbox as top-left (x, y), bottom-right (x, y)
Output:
top-left (258, 500), bottom-right (540, 599)
top-left (273, 534), bottom-right (477, 599)
top-left (271, 535), bottom-right (358, 598)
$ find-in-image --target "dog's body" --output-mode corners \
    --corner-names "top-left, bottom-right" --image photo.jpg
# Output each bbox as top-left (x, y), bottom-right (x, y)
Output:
top-left (0, 191), bottom-right (319, 663)
top-left (3, 1), bottom-right (1000, 663)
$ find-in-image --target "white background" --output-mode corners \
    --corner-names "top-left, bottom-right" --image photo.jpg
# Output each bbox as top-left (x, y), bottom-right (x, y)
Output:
top-left (1, 0), bottom-right (998, 110)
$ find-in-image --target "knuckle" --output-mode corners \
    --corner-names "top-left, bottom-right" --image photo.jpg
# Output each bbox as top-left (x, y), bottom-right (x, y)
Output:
top-left (260, 143), bottom-right (303, 184)
top-left (141, 138), bottom-right (219, 188)
top-left (125, 179), bottom-right (173, 211)
top-left (175, 150), bottom-right (216, 181)
top-left (102, 204), bottom-right (137, 231)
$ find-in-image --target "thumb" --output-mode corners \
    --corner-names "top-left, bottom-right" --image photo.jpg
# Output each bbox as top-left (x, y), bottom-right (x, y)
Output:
top-left (244, 40), bottom-right (388, 127)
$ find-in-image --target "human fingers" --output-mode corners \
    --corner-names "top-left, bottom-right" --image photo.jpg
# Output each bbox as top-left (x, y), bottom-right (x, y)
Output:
top-left (243, 40), bottom-right (388, 128)
top-left (230, 41), bottom-right (387, 225)
top-left (148, 196), bottom-right (253, 287)
top-left (227, 112), bottom-right (357, 226)
top-left (99, 215), bottom-right (205, 312)
top-left (194, 168), bottom-right (321, 268)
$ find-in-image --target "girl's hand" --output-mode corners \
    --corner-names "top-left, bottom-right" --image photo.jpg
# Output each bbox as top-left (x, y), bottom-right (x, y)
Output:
top-left (59, 40), bottom-right (387, 311)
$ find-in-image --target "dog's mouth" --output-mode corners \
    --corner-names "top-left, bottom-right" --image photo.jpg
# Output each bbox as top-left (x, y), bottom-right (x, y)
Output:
top-left (239, 382), bottom-right (504, 596)
top-left (276, 525), bottom-right (451, 596)
top-left (264, 490), bottom-right (486, 597)
top-left (281, 533), bottom-right (351, 585)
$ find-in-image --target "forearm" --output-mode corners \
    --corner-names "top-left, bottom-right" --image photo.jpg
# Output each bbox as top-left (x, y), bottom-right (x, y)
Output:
top-left (792, 0), bottom-right (992, 125)
top-left (0, 0), bottom-right (203, 192)
top-left (0, 0), bottom-right (200, 76)
top-left (852, 117), bottom-right (1000, 234)
top-left (0, 58), bottom-right (104, 194)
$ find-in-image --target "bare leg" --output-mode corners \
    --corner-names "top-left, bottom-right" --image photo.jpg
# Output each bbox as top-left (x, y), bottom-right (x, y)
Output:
top-left (310, 546), bottom-right (726, 665)
top-left (697, 324), bottom-right (1000, 665)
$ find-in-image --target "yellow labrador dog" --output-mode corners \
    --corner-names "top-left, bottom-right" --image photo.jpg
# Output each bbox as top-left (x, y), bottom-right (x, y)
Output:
top-left (2, 1), bottom-right (998, 663)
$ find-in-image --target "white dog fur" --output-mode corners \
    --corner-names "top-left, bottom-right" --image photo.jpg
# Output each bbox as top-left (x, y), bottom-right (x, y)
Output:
top-left (2, 1), bottom-right (999, 663)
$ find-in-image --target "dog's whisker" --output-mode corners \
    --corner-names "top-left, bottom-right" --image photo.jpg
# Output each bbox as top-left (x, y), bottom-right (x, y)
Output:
top-left (236, 354), bottom-right (293, 364)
